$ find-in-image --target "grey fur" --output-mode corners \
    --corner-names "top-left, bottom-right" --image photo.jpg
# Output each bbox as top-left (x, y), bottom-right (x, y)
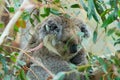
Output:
top-left (18, 15), bottom-right (90, 80)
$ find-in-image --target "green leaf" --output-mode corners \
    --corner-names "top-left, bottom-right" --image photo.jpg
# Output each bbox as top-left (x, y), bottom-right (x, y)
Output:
top-left (88, 0), bottom-right (99, 22)
top-left (101, 12), bottom-right (116, 28)
top-left (107, 28), bottom-right (115, 36)
top-left (69, 63), bottom-right (77, 70)
top-left (19, 70), bottom-right (27, 80)
top-left (100, 9), bottom-right (112, 18)
top-left (17, 60), bottom-right (26, 66)
top-left (8, 7), bottom-right (15, 13)
top-left (33, 14), bottom-right (40, 22)
top-left (118, 9), bottom-right (120, 17)
top-left (22, 11), bottom-right (30, 20)
top-left (29, 18), bottom-right (35, 27)
top-left (93, 30), bottom-right (97, 43)
top-left (50, 8), bottom-right (61, 15)
top-left (14, 25), bottom-right (19, 32)
top-left (79, 0), bottom-right (88, 11)
top-left (71, 4), bottom-right (80, 8)
top-left (77, 65), bottom-right (91, 72)
top-left (54, 0), bottom-right (60, 3)
top-left (114, 38), bottom-right (120, 46)
top-left (40, 8), bottom-right (50, 17)
top-left (95, 56), bottom-right (108, 73)
top-left (53, 72), bottom-right (65, 80)
top-left (0, 54), bottom-right (8, 74)
top-left (0, 22), bottom-right (4, 28)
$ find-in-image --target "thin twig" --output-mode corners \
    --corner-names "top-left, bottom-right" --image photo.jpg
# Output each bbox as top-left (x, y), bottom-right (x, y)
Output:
top-left (3, 44), bottom-right (55, 77)
top-left (0, 0), bottom-right (34, 45)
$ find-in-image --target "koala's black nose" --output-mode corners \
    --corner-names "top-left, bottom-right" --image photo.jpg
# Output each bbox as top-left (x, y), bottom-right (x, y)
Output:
top-left (70, 44), bottom-right (77, 53)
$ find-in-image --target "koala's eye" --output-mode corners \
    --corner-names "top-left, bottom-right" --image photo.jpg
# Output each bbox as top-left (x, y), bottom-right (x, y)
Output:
top-left (50, 23), bottom-right (58, 31)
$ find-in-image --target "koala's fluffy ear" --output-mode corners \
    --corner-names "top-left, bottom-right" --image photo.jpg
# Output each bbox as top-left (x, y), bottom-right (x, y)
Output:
top-left (41, 15), bottom-right (63, 40)
top-left (71, 18), bottom-right (90, 38)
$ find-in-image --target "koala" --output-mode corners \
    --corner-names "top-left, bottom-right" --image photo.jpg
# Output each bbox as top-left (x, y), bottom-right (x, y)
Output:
top-left (17, 15), bottom-right (90, 80)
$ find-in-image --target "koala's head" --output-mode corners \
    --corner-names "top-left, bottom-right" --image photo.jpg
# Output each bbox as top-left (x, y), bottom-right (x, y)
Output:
top-left (35, 15), bottom-right (90, 64)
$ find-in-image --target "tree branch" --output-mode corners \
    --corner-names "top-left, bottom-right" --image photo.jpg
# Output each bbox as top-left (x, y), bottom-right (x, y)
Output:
top-left (0, 0), bottom-right (34, 45)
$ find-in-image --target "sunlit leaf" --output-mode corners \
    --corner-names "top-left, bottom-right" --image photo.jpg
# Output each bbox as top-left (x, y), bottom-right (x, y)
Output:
top-left (43, 35), bottom-right (61, 56)
top-left (71, 4), bottom-right (80, 8)
top-left (8, 7), bottom-right (15, 13)
top-left (88, 0), bottom-right (99, 22)
top-left (53, 72), bottom-right (65, 80)
top-left (79, 0), bottom-right (88, 11)
top-left (118, 9), bottom-right (120, 17)
top-left (22, 11), bottom-right (30, 20)
top-left (50, 8), bottom-right (61, 15)
top-left (19, 70), bottom-right (27, 80)
top-left (77, 64), bottom-right (91, 72)
top-left (16, 19), bottom-right (26, 28)
top-left (14, 25), bottom-right (19, 32)
top-left (54, 0), bottom-right (60, 3)
top-left (100, 9), bottom-right (112, 18)
top-left (40, 8), bottom-right (50, 17)
top-left (0, 22), bottom-right (4, 28)
top-left (101, 12), bottom-right (116, 28)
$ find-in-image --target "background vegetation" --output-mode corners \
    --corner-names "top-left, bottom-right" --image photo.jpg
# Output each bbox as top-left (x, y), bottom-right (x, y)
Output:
top-left (0, 0), bottom-right (120, 80)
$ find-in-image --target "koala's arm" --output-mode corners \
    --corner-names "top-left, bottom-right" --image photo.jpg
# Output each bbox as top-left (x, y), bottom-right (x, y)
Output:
top-left (26, 57), bottom-right (86, 80)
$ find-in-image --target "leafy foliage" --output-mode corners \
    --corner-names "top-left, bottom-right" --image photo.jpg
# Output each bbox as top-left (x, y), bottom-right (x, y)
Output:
top-left (0, 0), bottom-right (120, 80)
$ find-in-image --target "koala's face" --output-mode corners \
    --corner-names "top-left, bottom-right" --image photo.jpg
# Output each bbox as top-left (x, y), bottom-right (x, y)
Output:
top-left (37, 15), bottom-right (89, 64)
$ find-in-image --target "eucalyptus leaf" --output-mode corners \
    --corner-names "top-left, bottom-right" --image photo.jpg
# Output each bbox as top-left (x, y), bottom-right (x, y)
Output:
top-left (107, 28), bottom-right (115, 36)
top-left (101, 12), bottom-right (116, 28)
top-left (17, 60), bottom-right (26, 66)
top-left (50, 8), bottom-right (61, 15)
top-left (79, 0), bottom-right (88, 11)
top-left (33, 14), bottom-right (40, 22)
top-left (29, 18), bottom-right (35, 27)
top-left (0, 54), bottom-right (8, 74)
top-left (43, 35), bottom-right (61, 56)
top-left (19, 70), bottom-right (27, 80)
top-left (40, 8), bottom-right (50, 17)
top-left (45, 25), bottom-right (50, 32)
top-left (93, 30), bottom-right (97, 43)
top-left (114, 38), bottom-right (120, 46)
top-left (71, 4), bottom-right (80, 8)
top-left (8, 7), bottom-right (15, 13)
top-left (88, 0), bottom-right (99, 22)
top-left (54, 0), bottom-right (60, 3)
top-left (53, 72), bottom-right (66, 80)
top-left (0, 22), bottom-right (4, 28)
